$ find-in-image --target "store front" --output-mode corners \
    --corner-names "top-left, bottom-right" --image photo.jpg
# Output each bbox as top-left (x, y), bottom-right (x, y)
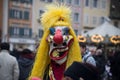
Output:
top-left (9, 37), bottom-right (36, 51)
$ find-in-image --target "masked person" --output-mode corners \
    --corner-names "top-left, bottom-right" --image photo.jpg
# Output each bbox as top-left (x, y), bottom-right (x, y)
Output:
top-left (29, 4), bottom-right (82, 80)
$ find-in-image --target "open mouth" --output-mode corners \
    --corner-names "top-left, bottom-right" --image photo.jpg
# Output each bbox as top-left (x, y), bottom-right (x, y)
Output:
top-left (49, 38), bottom-right (73, 60)
top-left (50, 47), bottom-right (69, 60)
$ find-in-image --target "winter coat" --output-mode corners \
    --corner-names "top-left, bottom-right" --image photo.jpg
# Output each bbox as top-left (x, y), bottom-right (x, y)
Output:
top-left (82, 51), bottom-right (96, 67)
top-left (18, 56), bottom-right (34, 80)
top-left (0, 50), bottom-right (19, 80)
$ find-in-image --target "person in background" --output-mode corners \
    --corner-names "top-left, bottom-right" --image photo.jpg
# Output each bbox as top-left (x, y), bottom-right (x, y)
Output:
top-left (110, 50), bottom-right (120, 80)
top-left (63, 61), bottom-right (100, 80)
top-left (94, 49), bottom-right (106, 80)
top-left (10, 48), bottom-right (21, 60)
top-left (79, 42), bottom-right (96, 67)
top-left (0, 42), bottom-right (19, 80)
top-left (105, 49), bottom-right (114, 80)
top-left (18, 48), bottom-right (35, 80)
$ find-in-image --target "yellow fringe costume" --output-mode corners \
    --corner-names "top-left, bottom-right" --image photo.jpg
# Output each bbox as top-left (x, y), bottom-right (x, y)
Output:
top-left (29, 4), bottom-right (82, 79)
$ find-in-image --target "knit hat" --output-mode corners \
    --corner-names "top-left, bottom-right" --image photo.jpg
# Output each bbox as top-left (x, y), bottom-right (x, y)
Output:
top-left (22, 49), bottom-right (32, 54)
top-left (21, 49), bottom-right (34, 59)
top-left (64, 61), bottom-right (100, 80)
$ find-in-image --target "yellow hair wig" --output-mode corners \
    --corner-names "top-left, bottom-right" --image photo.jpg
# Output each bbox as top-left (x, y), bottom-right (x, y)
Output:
top-left (29, 4), bottom-right (82, 79)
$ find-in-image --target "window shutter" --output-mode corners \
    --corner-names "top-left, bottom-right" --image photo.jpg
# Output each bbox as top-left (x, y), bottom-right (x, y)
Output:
top-left (9, 27), bottom-right (14, 36)
top-left (20, 28), bottom-right (24, 37)
top-left (29, 28), bottom-right (32, 37)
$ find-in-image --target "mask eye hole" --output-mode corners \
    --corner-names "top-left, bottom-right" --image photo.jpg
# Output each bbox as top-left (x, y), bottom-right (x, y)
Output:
top-left (63, 42), bottom-right (67, 46)
top-left (49, 27), bottom-right (55, 35)
top-left (53, 43), bottom-right (57, 47)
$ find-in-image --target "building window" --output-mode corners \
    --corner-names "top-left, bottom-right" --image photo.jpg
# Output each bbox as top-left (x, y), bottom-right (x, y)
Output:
top-left (9, 9), bottom-right (21, 19)
top-left (93, 0), bottom-right (98, 8)
top-left (24, 28), bottom-right (30, 36)
top-left (38, 10), bottom-right (44, 22)
top-left (60, 0), bottom-right (64, 2)
top-left (20, 11), bottom-right (22, 19)
top-left (84, 14), bottom-right (89, 24)
top-left (15, 10), bottom-right (20, 19)
top-left (67, 0), bottom-right (72, 4)
top-left (99, 17), bottom-right (104, 25)
top-left (39, 29), bottom-right (43, 38)
top-left (47, 0), bottom-right (53, 2)
top-left (9, 27), bottom-right (20, 36)
top-left (57, 0), bottom-right (64, 3)
top-left (20, 0), bottom-right (32, 4)
top-left (14, 27), bottom-right (19, 35)
top-left (9, 9), bottom-right (14, 18)
top-left (74, 0), bottom-right (79, 5)
top-left (13, 27), bottom-right (20, 36)
top-left (92, 16), bottom-right (97, 25)
top-left (10, 0), bottom-right (19, 2)
top-left (19, 28), bottom-right (32, 37)
top-left (40, 0), bottom-right (45, 1)
top-left (39, 10), bottom-right (44, 17)
top-left (10, 27), bottom-right (31, 37)
top-left (9, 27), bottom-right (14, 36)
top-left (85, 0), bottom-right (89, 6)
top-left (101, 0), bottom-right (106, 9)
top-left (20, 28), bottom-right (24, 36)
top-left (9, 9), bottom-right (30, 20)
top-left (24, 11), bottom-right (29, 20)
top-left (74, 13), bottom-right (79, 22)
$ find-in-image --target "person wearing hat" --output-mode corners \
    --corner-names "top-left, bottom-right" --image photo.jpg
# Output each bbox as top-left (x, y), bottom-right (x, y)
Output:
top-left (18, 48), bottom-right (35, 80)
top-left (29, 4), bottom-right (82, 80)
top-left (63, 61), bottom-right (100, 80)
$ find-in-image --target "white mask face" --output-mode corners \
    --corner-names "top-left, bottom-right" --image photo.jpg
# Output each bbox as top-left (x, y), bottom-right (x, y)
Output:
top-left (47, 26), bottom-right (73, 64)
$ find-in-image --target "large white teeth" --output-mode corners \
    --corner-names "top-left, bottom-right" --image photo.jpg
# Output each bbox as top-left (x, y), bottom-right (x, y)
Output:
top-left (57, 49), bottom-right (60, 52)
top-left (65, 47), bottom-right (68, 50)
top-left (56, 47), bottom-right (68, 52)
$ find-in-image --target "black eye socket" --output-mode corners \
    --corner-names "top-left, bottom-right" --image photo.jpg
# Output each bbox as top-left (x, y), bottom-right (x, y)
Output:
top-left (53, 43), bottom-right (57, 47)
top-left (63, 42), bottom-right (67, 46)
top-left (49, 27), bottom-right (55, 35)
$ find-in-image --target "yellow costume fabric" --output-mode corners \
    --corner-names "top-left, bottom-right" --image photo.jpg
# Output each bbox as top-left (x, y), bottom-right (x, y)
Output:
top-left (29, 4), bottom-right (82, 79)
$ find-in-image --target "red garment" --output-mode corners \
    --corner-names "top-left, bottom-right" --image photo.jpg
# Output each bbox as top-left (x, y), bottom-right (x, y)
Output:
top-left (51, 61), bottom-right (66, 80)
top-left (21, 54), bottom-right (34, 59)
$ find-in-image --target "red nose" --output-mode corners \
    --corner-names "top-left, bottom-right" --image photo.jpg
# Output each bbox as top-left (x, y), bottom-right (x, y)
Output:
top-left (53, 29), bottom-right (63, 44)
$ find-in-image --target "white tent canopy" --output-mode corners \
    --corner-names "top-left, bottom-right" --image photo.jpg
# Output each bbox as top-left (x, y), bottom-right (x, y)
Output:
top-left (83, 21), bottom-right (120, 37)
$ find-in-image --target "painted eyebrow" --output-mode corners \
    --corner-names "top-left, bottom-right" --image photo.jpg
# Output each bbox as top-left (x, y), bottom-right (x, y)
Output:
top-left (63, 27), bottom-right (69, 35)
top-left (49, 27), bottom-right (55, 35)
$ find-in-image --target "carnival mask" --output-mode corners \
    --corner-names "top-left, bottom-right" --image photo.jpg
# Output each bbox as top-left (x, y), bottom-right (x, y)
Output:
top-left (47, 26), bottom-right (73, 64)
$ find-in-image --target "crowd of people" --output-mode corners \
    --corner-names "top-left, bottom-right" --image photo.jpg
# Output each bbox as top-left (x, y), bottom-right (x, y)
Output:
top-left (0, 42), bottom-right (35, 80)
top-left (0, 42), bottom-right (120, 80)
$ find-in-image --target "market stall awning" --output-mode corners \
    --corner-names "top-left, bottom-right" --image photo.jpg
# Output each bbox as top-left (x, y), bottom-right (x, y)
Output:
top-left (83, 21), bottom-right (120, 37)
